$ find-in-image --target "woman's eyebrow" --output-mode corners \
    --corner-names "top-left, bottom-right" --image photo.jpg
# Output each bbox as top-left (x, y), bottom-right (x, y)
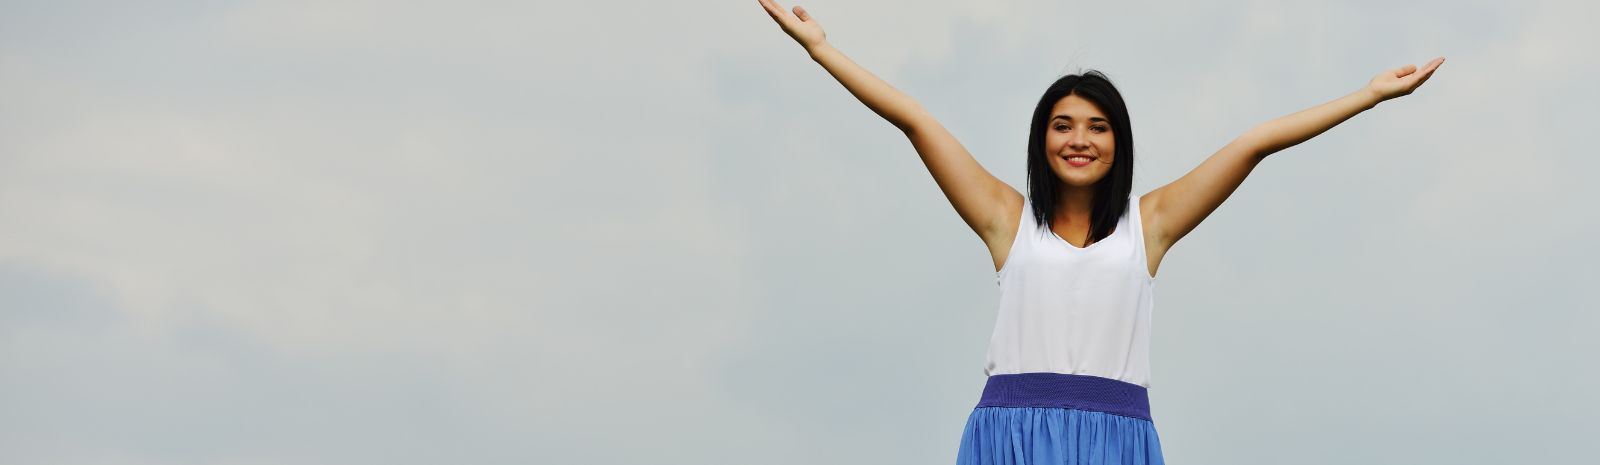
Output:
top-left (1051, 115), bottom-right (1109, 123)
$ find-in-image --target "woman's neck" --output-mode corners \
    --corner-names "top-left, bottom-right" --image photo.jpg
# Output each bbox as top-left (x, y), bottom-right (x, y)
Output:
top-left (1054, 187), bottom-right (1096, 223)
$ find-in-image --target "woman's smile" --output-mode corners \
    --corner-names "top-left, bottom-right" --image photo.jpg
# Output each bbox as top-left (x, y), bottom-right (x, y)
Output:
top-left (1064, 155), bottom-right (1095, 167)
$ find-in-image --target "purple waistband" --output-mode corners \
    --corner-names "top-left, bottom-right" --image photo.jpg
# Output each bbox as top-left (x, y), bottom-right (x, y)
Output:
top-left (976, 373), bottom-right (1152, 421)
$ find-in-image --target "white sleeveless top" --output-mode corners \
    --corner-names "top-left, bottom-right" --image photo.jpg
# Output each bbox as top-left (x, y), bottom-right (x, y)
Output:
top-left (985, 192), bottom-right (1157, 388)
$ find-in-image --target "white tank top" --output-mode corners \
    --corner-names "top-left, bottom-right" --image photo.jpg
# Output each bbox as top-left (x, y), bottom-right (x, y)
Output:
top-left (985, 192), bottom-right (1157, 388)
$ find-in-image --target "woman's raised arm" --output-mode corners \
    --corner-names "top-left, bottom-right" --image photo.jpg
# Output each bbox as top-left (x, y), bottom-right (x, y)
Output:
top-left (1145, 57), bottom-right (1446, 248)
top-left (1240, 56), bottom-right (1445, 159)
top-left (756, 0), bottom-right (1023, 249)
top-left (756, 0), bottom-right (924, 132)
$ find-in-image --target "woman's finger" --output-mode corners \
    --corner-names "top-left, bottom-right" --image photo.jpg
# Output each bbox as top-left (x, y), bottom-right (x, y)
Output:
top-left (1413, 67), bottom-right (1438, 89)
top-left (1412, 57), bottom-right (1444, 90)
top-left (758, 0), bottom-right (789, 23)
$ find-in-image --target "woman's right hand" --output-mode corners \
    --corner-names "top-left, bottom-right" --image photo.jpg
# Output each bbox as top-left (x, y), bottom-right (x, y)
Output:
top-left (757, 0), bottom-right (827, 51)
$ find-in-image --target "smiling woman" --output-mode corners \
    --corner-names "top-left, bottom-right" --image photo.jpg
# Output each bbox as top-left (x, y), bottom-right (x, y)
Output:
top-left (755, 1), bottom-right (1444, 464)
top-left (1026, 71), bottom-right (1136, 255)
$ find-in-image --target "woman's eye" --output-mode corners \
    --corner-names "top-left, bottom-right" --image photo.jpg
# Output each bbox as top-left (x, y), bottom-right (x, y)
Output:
top-left (1054, 125), bottom-right (1068, 131)
top-left (1092, 126), bottom-right (1108, 133)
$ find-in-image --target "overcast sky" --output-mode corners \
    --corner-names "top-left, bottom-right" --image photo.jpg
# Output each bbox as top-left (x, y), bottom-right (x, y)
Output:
top-left (2, 1), bottom-right (1596, 464)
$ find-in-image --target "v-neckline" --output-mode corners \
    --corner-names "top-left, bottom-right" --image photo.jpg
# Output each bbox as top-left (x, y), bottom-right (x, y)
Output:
top-left (1050, 224), bottom-right (1114, 251)
top-left (1023, 196), bottom-right (1124, 251)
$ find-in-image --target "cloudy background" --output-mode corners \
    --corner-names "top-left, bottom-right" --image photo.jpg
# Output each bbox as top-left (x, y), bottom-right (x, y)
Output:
top-left (2, 0), bottom-right (1595, 463)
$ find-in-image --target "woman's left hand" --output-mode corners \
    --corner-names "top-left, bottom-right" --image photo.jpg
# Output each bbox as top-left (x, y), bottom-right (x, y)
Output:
top-left (1367, 56), bottom-right (1445, 102)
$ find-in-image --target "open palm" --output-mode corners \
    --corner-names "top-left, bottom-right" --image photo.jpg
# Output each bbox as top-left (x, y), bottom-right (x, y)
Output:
top-left (757, 0), bottom-right (826, 50)
top-left (1368, 57), bottom-right (1445, 101)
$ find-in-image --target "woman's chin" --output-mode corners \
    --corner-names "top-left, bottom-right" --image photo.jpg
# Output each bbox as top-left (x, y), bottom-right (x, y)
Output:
top-left (1053, 174), bottom-right (1105, 188)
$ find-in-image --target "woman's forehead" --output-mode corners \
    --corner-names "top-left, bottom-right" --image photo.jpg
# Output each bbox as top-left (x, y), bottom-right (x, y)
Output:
top-left (1051, 94), bottom-right (1107, 118)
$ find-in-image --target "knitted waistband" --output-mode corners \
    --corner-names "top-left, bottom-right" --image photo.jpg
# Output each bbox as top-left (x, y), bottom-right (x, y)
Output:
top-left (976, 372), bottom-right (1152, 421)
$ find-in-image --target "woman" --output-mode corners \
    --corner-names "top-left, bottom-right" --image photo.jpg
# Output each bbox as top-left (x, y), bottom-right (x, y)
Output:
top-left (756, 2), bottom-right (1444, 464)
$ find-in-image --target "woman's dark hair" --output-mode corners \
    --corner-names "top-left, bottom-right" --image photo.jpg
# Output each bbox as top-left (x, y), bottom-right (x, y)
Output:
top-left (1025, 69), bottom-right (1135, 245)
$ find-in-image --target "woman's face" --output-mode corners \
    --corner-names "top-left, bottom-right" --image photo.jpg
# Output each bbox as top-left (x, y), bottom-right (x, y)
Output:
top-left (1044, 93), bottom-right (1116, 188)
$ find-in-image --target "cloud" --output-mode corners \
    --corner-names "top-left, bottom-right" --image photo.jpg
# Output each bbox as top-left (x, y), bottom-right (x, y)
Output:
top-left (1, 1), bottom-right (1596, 464)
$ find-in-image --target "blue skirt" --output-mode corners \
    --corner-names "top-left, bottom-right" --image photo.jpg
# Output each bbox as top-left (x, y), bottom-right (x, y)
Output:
top-left (956, 373), bottom-right (1165, 465)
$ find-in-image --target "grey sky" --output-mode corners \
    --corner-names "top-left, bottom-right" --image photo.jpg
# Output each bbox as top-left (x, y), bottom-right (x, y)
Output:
top-left (1, 1), bottom-right (1595, 464)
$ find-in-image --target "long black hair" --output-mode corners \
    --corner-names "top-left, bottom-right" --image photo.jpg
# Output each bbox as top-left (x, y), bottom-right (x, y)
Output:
top-left (1025, 69), bottom-right (1135, 245)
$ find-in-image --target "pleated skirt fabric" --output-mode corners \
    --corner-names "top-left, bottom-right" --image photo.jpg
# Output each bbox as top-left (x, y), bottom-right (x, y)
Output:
top-left (956, 373), bottom-right (1165, 465)
top-left (957, 406), bottom-right (1164, 465)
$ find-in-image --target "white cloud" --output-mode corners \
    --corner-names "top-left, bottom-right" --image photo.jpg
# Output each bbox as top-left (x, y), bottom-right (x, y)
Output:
top-left (2, 1), bottom-right (1596, 464)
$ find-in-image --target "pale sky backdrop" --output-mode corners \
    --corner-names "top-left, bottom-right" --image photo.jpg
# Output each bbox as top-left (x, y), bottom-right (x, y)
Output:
top-left (2, 0), bottom-right (1596, 464)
